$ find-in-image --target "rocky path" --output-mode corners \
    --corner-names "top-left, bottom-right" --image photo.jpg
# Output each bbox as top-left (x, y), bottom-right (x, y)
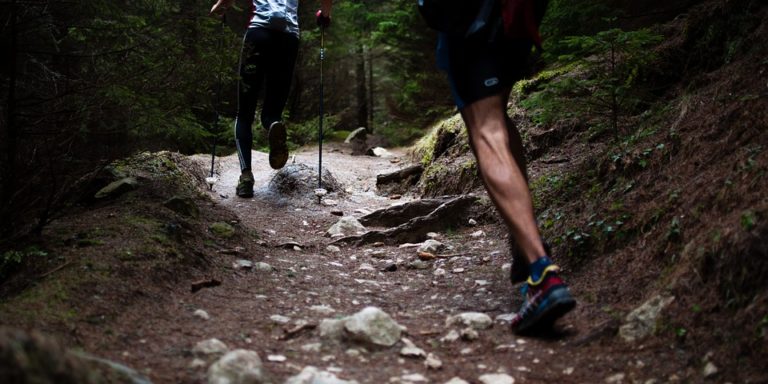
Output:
top-left (138, 145), bottom-right (696, 384)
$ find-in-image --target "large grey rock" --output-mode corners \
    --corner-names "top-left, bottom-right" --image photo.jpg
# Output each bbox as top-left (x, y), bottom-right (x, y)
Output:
top-left (446, 312), bottom-right (493, 330)
top-left (619, 295), bottom-right (675, 342)
top-left (285, 366), bottom-right (358, 384)
top-left (327, 216), bottom-right (367, 237)
top-left (207, 349), bottom-right (266, 384)
top-left (94, 177), bottom-right (137, 199)
top-left (366, 147), bottom-right (394, 158)
top-left (268, 163), bottom-right (343, 198)
top-left (344, 307), bottom-right (403, 347)
top-left (193, 338), bottom-right (229, 357)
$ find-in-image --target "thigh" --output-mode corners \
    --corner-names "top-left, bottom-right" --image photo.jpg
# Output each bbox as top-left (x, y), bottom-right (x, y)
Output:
top-left (262, 32), bottom-right (299, 110)
top-left (240, 28), bottom-right (272, 93)
top-left (445, 33), bottom-right (532, 108)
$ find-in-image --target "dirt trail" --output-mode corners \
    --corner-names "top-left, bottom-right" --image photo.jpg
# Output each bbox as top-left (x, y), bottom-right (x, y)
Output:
top-left (133, 144), bottom-right (691, 384)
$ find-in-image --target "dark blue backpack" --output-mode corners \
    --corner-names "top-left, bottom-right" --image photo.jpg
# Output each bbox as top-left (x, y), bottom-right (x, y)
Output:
top-left (417, 0), bottom-right (496, 37)
top-left (418, 0), bottom-right (547, 44)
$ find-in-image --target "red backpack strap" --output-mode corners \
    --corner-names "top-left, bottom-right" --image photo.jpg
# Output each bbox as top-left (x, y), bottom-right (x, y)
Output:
top-left (501, 0), bottom-right (545, 49)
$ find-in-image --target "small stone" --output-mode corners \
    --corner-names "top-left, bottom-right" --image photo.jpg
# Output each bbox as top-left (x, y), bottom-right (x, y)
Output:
top-left (193, 309), bottom-right (210, 320)
top-left (495, 313), bottom-right (516, 323)
top-left (285, 366), bottom-right (359, 384)
top-left (381, 263), bottom-right (398, 272)
top-left (444, 378), bottom-right (470, 384)
top-left (407, 260), bottom-right (430, 270)
top-left (301, 343), bottom-right (322, 352)
top-left (418, 353), bottom-right (441, 370)
top-left (605, 373), bottom-right (626, 383)
top-left (326, 245), bottom-right (342, 253)
top-left (440, 330), bottom-right (460, 343)
top-left (253, 262), bottom-right (274, 272)
top-left (189, 358), bottom-right (206, 369)
top-left (478, 373), bottom-right (514, 384)
top-left (207, 349), bottom-right (264, 384)
top-left (344, 307), bottom-right (404, 347)
top-left (446, 312), bottom-right (493, 330)
top-left (619, 295), bottom-right (675, 342)
top-left (703, 362), bottom-right (718, 378)
top-left (310, 305), bottom-right (336, 315)
top-left (401, 373), bottom-right (428, 382)
top-left (452, 268), bottom-right (465, 274)
top-left (322, 199), bottom-right (339, 206)
top-left (460, 327), bottom-right (479, 341)
top-left (319, 318), bottom-right (347, 343)
top-left (418, 239), bottom-right (445, 254)
top-left (468, 218), bottom-right (478, 226)
top-left (267, 354), bottom-right (286, 362)
top-left (192, 338), bottom-right (228, 356)
top-left (270, 315), bottom-right (291, 324)
top-left (370, 250), bottom-right (388, 258)
top-left (563, 367), bottom-right (574, 375)
top-left (433, 268), bottom-right (447, 277)
top-left (233, 259), bottom-right (254, 270)
top-left (399, 338), bottom-right (427, 358)
top-left (460, 348), bottom-right (473, 355)
top-left (470, 230), bottom-right (485, 238)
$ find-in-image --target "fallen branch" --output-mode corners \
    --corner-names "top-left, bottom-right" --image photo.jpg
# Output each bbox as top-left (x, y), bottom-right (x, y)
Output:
top-left (39, 260), bottom-right (74, 278)
top-left (280, 322), bottom-right (317, 340)
top-left (190, 278), bottom-right (221, 293)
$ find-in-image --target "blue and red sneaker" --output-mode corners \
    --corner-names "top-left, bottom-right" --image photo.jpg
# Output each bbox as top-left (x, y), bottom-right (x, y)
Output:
top-left (510, 264), bottom-right (576, 334)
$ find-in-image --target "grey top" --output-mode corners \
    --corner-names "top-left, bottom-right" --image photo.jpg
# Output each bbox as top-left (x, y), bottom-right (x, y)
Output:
top-left (249, 0), bottom-right (300, 36)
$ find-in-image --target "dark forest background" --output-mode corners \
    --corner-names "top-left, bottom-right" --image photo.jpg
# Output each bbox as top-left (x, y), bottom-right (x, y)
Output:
top-left (0, 0), bottom-right (715, 245)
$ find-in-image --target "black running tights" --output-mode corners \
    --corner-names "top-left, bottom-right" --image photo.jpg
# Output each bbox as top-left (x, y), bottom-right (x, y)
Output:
top-left (235, 27), bottom-right (299, 171)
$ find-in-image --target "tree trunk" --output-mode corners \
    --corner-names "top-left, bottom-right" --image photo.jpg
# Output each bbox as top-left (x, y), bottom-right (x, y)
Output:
top-left (367, 44), bottom-right (374, 133)
top-left (3, 0), bottom-right (19, 215)
top-left (356, 43), bottom-right (368, 130)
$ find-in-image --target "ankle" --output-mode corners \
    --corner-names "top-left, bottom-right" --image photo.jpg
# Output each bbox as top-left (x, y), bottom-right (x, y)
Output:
top-left (529, 256), bottom-right (552, 283)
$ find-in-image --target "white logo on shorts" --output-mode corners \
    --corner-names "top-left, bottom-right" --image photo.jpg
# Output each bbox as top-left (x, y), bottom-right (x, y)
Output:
top-left (484, 77), bottom-right (499, 87)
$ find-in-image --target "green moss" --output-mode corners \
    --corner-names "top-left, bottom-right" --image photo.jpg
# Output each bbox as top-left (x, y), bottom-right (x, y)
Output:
top-left (209, 222), bottom-right (235, 238)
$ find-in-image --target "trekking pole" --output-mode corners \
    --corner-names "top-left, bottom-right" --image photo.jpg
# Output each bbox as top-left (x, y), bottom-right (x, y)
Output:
top-left (318, 25), bottom-right (325, 191)
top-left (207, 15), bottom-right (226, 190)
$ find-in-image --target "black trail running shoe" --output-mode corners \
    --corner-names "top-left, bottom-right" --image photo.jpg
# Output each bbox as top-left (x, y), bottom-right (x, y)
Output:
top-left (510, 265), bottom-right (576, 334)
top-left (236, 170), bottom-right (254, 198)
top-left (268, 121), bottom-right (289, 170)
